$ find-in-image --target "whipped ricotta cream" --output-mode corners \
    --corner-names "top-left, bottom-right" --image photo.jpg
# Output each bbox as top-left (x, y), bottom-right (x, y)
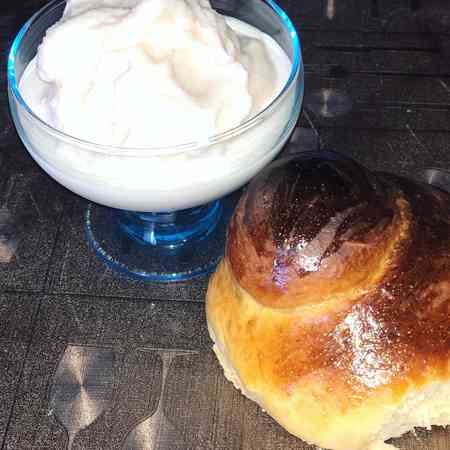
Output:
top-left (20, 0), bottom-right (289, 147)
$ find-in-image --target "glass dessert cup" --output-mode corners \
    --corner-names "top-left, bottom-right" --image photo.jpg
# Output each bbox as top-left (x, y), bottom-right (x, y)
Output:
top-left (8, 0), bottom-right (304, 282)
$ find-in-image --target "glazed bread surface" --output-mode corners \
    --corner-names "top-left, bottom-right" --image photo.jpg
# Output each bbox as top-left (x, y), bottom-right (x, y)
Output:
top-left (206, 151), bottom-right (450, 450)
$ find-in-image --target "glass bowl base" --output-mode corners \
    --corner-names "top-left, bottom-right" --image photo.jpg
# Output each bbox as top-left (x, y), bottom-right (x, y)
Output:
top-left (84, 200), bottom-right (231, 282)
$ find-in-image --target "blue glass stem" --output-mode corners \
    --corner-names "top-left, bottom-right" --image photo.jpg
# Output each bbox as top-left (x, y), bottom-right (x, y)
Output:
top-left (115, 201), bottom-right (223, 247)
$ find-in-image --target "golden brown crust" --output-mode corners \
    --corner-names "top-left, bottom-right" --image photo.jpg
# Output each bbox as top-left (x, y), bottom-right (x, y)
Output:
top-left (207, 152), bottom-right (450, 449)
top-left (227, 153), bottom-right (450, 311)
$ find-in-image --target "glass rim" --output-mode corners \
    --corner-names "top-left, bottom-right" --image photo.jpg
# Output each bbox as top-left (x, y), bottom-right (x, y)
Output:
top-left (7, 0), bottom-right (302, 156)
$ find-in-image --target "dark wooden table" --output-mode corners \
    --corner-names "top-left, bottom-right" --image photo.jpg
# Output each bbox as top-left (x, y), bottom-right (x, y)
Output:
top-left (1, 1), bottom-right (450, 449)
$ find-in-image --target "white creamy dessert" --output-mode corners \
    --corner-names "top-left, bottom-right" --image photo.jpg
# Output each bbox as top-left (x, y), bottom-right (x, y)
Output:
top-left (15, 0), bottom-right (300, 211)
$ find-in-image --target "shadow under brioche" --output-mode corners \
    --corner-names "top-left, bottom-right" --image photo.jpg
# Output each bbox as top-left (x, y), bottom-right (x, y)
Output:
top-left (206, 151), bottom-right (450, 450)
